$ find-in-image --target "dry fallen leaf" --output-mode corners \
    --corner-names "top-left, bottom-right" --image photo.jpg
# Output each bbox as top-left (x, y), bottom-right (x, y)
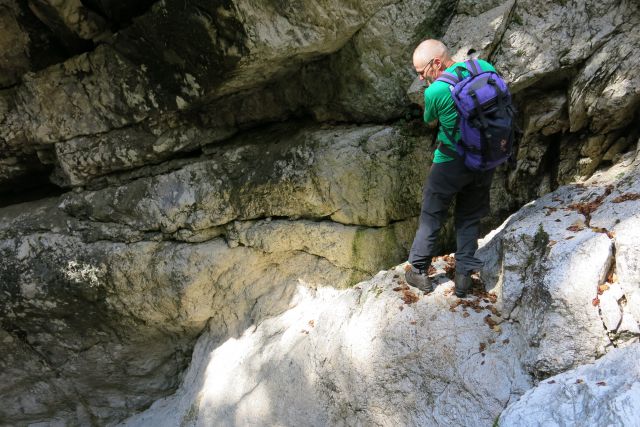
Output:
top-left (487, 305), bottom-right (500, 316)
top-left (409, 320), bottom-right (417, 325)
top-left (612, 193), bottom-right (640, 203)
top-left (462, 312), bottom-right (470, 318)
top-left (484, 315), bottom-right (501, 332)
top-left (592, 297), bottom-right (600, 306)
top-left (576, 379), bottom-right (584, 384)
top-left (479, 343), bottom-right (486, 352)
top-left (308, 320), bottom-right (315, 328)
top-left (596, 381), bottom-right (607, 386)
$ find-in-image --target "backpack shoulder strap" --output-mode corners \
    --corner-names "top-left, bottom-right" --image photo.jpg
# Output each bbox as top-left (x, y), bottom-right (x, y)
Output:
top-left (465, 59), bottom-right (481, 75)
top-left (435, 65), bottom-right (468, 86)
top-left (436, 72), bottom-right (459, 86)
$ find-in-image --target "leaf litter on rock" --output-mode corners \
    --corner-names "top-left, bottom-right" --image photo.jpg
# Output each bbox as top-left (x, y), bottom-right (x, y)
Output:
top-left (612, 193), bottom-right (640, 203)
top-left (402, 288), bottom-right (419, 304)
top-left (566, 185), bottom-right (613, 226)
top-left (484, 315), bottom-right (498, 329)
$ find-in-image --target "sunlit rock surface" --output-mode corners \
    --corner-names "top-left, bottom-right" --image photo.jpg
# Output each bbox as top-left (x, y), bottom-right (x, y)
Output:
top-left (119, 151), bottom-right (640, 426)
top-left (2, 0), bottom-right (640, 425)
top-left (499, 343), bottom-right (640, 426)
top-left (121, 268), bottom-right (532, 427)
top-left (479, 150), bottom-right (640, 378)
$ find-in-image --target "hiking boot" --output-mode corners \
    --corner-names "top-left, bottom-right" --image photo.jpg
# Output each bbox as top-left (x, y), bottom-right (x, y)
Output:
top-left (454, 272), bottom-right (472, 298)
top-left (405, 267), bottom-right (433, 293)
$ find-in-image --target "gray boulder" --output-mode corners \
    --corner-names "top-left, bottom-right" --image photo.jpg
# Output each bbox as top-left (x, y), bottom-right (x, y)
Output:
top-left (499, 343), bottom-right (640, 426)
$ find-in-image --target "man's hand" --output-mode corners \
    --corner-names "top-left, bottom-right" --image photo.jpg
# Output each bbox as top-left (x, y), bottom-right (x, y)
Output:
top-left (426, 119), bottom-right (438, 129)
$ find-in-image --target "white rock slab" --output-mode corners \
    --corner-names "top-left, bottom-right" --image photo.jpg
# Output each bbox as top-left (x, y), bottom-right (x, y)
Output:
top-left (499, 343), bottom-right (640, 427)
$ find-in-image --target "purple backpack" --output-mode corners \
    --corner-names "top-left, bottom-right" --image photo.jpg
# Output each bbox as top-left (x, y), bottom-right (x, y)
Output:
top-left (435, 59), bottom-right (515, 171)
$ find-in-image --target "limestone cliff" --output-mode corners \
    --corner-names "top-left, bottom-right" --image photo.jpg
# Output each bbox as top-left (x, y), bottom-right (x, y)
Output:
top-left (0, 0), bottom-right (639, 425)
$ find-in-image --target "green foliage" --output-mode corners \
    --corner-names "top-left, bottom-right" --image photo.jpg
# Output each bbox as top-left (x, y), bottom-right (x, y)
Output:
top-left (512, 13), bottom-right (524, 26)
top-left (534, 223), bottom-right (550, 251)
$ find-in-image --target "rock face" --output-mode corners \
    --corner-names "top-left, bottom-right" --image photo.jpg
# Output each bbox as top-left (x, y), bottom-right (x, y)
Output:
top-left (478, 151), bottom-right (640, 378)
top-left (0, 124), bottom-right (426, 425)
top-left (1, 0), bottom-right (640, 425)
top-left (499, 343), bottom-right (640, 426)
top-left (118, 150), bottom-right (640, 426)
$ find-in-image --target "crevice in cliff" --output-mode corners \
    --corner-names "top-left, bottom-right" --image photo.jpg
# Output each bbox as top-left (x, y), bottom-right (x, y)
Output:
top-left (80, 0), bottom-right (160, 33)
top-left (488, 0), bottom-right (518, 63)
top-left (15, 1), bottom-right (82, 73)
top-left (25, 0), bottom-right (97, 58)
top-left (0, 166), bottom-right (65, 208)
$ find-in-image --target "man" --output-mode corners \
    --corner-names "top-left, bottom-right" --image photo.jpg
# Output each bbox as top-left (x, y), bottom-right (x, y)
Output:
top-left (406, 39), bottom-right (496, 297)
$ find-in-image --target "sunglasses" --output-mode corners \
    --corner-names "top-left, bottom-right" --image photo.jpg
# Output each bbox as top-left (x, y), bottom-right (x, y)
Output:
top-left (417, 58), bottom-right (436, 78)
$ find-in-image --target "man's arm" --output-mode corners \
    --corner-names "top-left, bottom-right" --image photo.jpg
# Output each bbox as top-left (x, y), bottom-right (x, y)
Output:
top-left (423, 86), bottom-right (438, 126)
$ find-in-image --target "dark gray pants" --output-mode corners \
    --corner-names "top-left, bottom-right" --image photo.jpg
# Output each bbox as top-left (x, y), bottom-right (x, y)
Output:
top-left (409, 155), bottom-right (494, 275)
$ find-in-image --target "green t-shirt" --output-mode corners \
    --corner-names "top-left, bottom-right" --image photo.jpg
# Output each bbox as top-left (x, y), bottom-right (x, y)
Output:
top-left (423, 59), bottom-right (497, 163)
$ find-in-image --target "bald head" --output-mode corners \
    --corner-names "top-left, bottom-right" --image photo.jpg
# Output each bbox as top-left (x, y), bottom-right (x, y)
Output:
top-left (413, 39), bottom-right (449, 69)
top-left (412, 39), bottom-right (453, 83)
